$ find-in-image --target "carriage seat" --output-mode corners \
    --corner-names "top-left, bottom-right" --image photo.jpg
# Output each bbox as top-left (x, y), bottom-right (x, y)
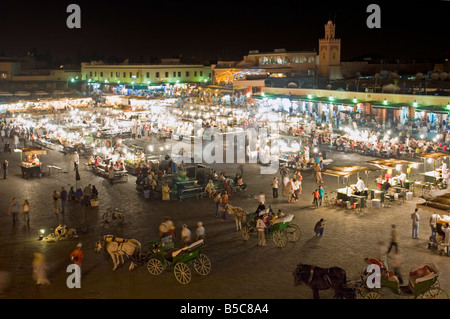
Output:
top-left (408, 263), bottom-right (439, 288)
top-left (272, 214), bottom-right (294, 225)
top-left (171, 239), bottom-right (204, 258)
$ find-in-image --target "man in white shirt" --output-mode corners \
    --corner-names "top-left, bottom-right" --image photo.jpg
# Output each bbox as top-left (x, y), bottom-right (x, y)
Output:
top-left (398, 171), bottom-right (407, 187)
top-left (355, 177), bottom-right (365, 194)
top-left (442, 160), bottom-right (447, 175)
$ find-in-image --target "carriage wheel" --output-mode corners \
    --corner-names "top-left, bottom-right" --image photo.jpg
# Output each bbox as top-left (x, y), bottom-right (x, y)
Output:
top-left (286, 224), bottom-right (301, 242)
top-left (363, 291), bottom-right (382, 299)
top-left (419, 288), bottom-right (449, 299)
top-left (241, 226), bottom-right (250, 241)
top-left (272, 230), bottom-right (287, 247)
top-left (194, 254), bottom-right (211, 276)
top-left (147, 258), bottom-right (164, 275)
top-left (174, 262), bottom-right (191, 284)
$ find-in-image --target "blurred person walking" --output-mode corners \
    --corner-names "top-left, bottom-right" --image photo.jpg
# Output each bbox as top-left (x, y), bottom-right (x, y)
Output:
top-left (387, 224), bottom-right (399, 253)
top-left (22, 199), bottom-right (30, 226)
top-left (389, 250), bottom-right (404, 284)
top-left (60, 187), bottom-right (68, 214)
top-left (8, 197), bottom-right (19, 225)
top-left (32, 253), bottom-right (50, 285)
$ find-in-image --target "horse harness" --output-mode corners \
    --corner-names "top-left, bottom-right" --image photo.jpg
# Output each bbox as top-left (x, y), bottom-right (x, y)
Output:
top-left (307, 266), bottom-right (333, 288)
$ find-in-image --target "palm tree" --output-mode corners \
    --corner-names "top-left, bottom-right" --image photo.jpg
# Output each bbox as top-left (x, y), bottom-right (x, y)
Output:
top-left (374, 73), bottom-right (380, 92)
top-left (393, 79), bottom-right (399, 93)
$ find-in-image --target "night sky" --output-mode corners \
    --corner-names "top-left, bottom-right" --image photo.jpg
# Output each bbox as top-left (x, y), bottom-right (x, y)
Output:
top-left (0, 0), bottom-right (448, 62)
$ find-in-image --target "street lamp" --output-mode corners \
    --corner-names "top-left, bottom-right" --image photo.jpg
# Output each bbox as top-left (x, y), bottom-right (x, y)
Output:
top-left (413, 100), bottom-right (418, 107)
top-left (353, 97), bottom-right (357, 103)
top-left (383, 99), bottom-right (388, 105)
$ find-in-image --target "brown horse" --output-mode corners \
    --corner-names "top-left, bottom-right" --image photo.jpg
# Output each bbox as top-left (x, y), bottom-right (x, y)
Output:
top-left (293, 263), bottom-right (356, 299)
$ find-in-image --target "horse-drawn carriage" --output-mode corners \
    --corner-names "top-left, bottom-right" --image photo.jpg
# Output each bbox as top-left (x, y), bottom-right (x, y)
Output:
top-left (229, 206), bottom-right (301, 247)
top-left (145, 236), bottom-right (211, 284)
top-left (358, 262), bottom-right (448, 299)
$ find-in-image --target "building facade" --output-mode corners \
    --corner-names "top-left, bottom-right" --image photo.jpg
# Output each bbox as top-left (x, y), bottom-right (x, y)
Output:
top-left (81, 62), bottom-right (212, 85)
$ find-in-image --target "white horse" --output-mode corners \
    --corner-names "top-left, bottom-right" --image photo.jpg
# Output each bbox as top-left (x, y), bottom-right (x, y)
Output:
top-left (226, 205), bottom-right (248, 231)
top-left (95, 235), bottom-right (141, 271)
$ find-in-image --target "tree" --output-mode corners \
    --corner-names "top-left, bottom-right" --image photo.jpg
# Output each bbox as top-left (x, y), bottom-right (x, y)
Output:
top-left (374, 73), bottom-right (380, 91)
top-left (440, 72), bottom-right (448, 81)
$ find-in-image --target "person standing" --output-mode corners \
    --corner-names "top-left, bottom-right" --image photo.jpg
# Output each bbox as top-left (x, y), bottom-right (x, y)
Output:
top-left (60, 187), bottom-right (68, 215)
top-left (2, 160), bottom-right (8, 179)
top-left (314, 218), bottom-right (326, 236)
top-left (70, 243), bottom-right (84, 277)
top-left (108, 164), bottom-right (115, 185)
top-left (83, 184), bottom-right (92, 207)
top-left (196, 221), bottom-right (205, 241)
top-left (272, 177), bottom-right (279, 199)
top-left (411, 208), bottom-right (420, 239)
top-left (441, 223), bottom-right (450, 256)
top-left (312, 189), bottom-right (320, 207)
top-left (214, 192), bottom-right (222, 218)
top-left (73, 151), bottom-right (79, 170)
top-left (314, 163), bottom-right (323, 184)
top-left (181, 224), bottom-right (192, 247)
top-left (429, 212), bottom-right (441, 243)
top-left (22, 199), bottom-right (30, 226)
top-left (32, 253), bottom-right (50, 285)
top-left (318, 185), bottom-right (324, 206)
top-left (387, 224), bottom-right (399, 253)
top-left (257, 216), bottom-right (266, 246)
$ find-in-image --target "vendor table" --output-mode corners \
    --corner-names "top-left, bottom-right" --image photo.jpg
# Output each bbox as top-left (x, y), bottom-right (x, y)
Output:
top-left (422, 170), bottom-right (442, 184)
top-left (19, 165), bottom-right (42, 179)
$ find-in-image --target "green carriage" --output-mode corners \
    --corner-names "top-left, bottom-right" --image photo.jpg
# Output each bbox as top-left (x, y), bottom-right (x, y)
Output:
top-left (145, 236), bottom-right (211, 284)
top-left (241, 213), bottom-right (301, 247)
top-left (359, 263), bottom-right (448, 299)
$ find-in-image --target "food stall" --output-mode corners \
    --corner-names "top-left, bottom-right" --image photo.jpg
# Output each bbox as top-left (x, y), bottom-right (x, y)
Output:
top-left (18, 147), bottom-right (46, 179)
top-left (366, 158), bottom-right (421, 191)
top-left (323, 165), bottom-right (376, 209)
top-left (420, 153), bottom-right (449, 186)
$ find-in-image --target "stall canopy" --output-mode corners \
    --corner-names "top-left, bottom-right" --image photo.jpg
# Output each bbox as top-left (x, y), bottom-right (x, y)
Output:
top-left (366, 159), bottom-right (420, 170)
top-left (421, 153), bottom-right (449, 160)
top-left (416, 192), bottom-right (450, 216)
top-left (20, 147), bottom-right (47, 155)
top-left (322, 165), bottom-right (376, 177)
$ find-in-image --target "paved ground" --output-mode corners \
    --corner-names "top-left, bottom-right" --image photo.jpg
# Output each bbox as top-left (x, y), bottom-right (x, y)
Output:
top-left (0, 133), bottom-right (449, 301)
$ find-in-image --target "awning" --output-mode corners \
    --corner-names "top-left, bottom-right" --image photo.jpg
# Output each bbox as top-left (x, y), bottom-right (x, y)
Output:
top-left (371, 103), bottom-right (402, 110)
top-left (415, 105), bottom-right (448, 114)
top-left (421, 152), bottom-right (450, 160)
top-left (366, 159), bottom-right (420, 170)
top-left (322, 165), bottom-right (376, 177)
top-left (19, 147), bottom-right (47, 155)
